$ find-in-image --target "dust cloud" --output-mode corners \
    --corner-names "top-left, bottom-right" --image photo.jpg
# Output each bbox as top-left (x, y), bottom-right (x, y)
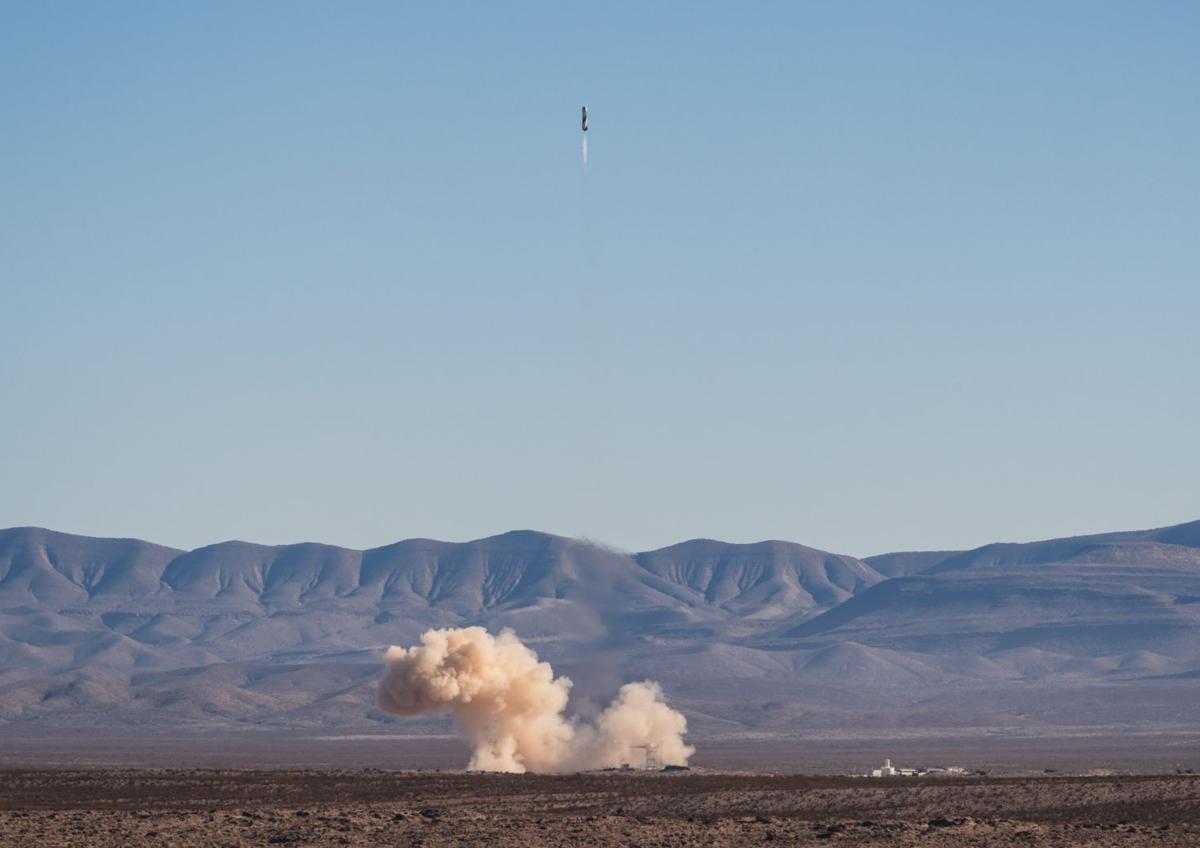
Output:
top-left (378, 626), bottom-right (693, 773)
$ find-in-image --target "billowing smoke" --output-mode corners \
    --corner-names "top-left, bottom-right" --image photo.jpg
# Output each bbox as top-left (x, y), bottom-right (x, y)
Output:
top-left (378, 626), bottom-right (694, 773)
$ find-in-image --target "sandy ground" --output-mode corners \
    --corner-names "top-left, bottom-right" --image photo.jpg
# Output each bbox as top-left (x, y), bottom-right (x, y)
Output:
top-left (3, 728), bottom-right (1198, 773)
top-left (2, 769), bottom-right (1199, 846)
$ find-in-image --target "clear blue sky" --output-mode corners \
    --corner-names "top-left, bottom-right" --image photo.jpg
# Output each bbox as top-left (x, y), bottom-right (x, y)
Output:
top-left (3, 2), bottom-right (1198, 556)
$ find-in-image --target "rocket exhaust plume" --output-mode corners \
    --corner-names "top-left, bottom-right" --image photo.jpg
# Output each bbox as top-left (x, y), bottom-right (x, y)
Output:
top-left (378, 626), bottom-right (694, 773)
top-left (582, 134), bottom-right (588, 166)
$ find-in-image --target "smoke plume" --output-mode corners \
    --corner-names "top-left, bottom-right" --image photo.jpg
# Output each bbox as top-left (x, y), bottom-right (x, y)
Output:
top-left (378, 626), bottom-right (694, 773)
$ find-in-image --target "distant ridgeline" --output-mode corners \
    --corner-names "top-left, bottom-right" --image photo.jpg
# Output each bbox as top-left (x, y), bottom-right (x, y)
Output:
top-left (1, 520), bottom-right (1199, 736)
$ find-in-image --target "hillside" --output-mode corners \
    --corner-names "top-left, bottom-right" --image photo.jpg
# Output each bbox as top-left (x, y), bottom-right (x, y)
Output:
top-left (2, 521), bottom-right (1200, 739)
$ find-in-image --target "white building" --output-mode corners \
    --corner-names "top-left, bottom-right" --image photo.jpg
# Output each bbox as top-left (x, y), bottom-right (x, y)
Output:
top-left (867, 758), bottom-right (968, 778)
top-left (870, 758), bottom-right (897, 777)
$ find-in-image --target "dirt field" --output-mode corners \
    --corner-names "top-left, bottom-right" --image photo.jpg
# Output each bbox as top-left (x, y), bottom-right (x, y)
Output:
top-left (3, 728), bottom-right (1198, 774)
top-left (2, 769), bottom-right (1199, 846)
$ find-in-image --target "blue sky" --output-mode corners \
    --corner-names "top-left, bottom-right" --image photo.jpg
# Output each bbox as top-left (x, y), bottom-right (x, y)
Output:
top-left (2, 2), bottom-right (1198, 555)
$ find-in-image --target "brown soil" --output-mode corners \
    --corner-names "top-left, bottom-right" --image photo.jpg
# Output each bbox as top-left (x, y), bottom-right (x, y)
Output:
top-left (2, 769), bottom-right (1198, 846)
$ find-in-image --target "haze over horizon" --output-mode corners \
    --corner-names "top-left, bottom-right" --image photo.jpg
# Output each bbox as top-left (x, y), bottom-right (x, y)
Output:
top-left (3, 3), bottom-right (1198, 557)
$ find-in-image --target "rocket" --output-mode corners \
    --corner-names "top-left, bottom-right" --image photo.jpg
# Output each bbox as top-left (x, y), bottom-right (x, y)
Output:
top-left (581, 106), bottom-right (588, 132)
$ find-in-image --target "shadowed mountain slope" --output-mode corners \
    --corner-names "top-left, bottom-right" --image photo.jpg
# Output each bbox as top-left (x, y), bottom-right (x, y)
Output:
top-left (2, 520), bottom-right (1200, 736)
top-left (0, 527), bottom-right (182, 607)
top-left (926, 520), bottom-right (1200, 574)
top-left (0, 527), bottom-right (877, 675)
top-left (784, 529), bottom-right (1200, 665)
top-left (863, 550), bottom-right (961, 578)
top-left (635, 539), bottom-right (883, 618)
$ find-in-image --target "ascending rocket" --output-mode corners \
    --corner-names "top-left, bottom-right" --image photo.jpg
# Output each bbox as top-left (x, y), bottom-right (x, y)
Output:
top-left (581, 106), bottom-right (588, 132)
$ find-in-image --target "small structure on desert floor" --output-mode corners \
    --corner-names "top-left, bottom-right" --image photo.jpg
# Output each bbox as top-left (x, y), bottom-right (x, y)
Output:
top-left (873, 757), bottom-right (895, 777)
top-left (868, 758), bottom-right (966, 777)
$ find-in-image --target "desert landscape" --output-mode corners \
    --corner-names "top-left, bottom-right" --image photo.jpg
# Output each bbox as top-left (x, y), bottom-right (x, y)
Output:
top-left (6, 3), bottom-right (1200, 844)
top-left (4, 520), bottom-right (1200, 844)
top-left (3, 768), bottom-right (1199, 847)
top-left (4, 520), bottom-right (1200, 747)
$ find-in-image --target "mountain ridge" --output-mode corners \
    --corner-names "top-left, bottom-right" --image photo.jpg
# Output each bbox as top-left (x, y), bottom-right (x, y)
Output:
top-left (2, 520), bottom-right (1199, 737)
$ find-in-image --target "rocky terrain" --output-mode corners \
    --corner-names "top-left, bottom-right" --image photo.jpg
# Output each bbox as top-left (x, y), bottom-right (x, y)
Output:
top-left (1, 520), bottom-right (1199, 745)
top-left (2, 769), bottom-right (1198, 846)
